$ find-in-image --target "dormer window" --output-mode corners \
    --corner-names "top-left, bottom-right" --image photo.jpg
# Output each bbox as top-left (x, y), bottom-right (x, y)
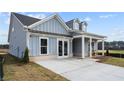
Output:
top-left (74, 22), bottom-right (79, 30)
top-left (74, 19), bottom-right (80, 30)
top-left (81, 21), bottom-right (88, 32)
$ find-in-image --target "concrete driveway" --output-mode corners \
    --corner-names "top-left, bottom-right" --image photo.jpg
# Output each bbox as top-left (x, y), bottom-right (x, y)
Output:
top-left (36, 58), bottom-right (124, 81)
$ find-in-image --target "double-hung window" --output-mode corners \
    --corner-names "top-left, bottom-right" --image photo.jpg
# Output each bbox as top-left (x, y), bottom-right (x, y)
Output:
top-left (40, 38), bottom-right (48, 55)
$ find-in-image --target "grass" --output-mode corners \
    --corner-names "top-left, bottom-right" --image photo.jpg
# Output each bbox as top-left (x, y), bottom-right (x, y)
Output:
top-left (96, 56), bottom-right (124, 67)
top-left (98, 50), bottom-right (124, 54)
top-left (1, 54), bottom-right (68, 81)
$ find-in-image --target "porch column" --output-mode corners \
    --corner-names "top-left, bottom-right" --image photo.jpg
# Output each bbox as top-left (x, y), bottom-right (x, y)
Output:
top-left (70, 38), bottom-right (73, 57)
top-left (82, 35), bottom-right (85, 58)
top-left (102, 39), bottom-right (104, 56)
top-left (89, 37), bottom-right (92, 57)
top-left (95, 40), bottom-right (98, 55)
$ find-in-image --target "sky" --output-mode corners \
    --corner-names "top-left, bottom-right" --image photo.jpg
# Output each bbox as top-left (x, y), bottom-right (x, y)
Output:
top-left (0, 12), bottom-right (124, 44)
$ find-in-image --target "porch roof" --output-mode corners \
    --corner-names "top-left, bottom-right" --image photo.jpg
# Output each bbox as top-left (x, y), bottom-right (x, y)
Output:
top-left (28, 29), bottom-right (72, 37)
top-left (70, 30), bottom-right (107, 39)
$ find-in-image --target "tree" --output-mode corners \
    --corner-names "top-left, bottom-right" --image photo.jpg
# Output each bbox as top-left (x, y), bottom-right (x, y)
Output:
top-left (23, 47), bottom-right (29, 63)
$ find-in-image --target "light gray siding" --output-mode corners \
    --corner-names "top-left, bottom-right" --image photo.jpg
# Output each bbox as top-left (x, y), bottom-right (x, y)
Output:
top-left (29, 36), bottom-right (39, 56)
top-left (84, 38), bottom-right (89, 57)
top-left (32, 18), bottom-right (70, 35)
top-left (73, 38), bottom-right (82, 57)
top-left (49, 37), bottom-right (57, 55)
top-left (9, 14), bottom-right (27, 58)
top-left (29, 35), bottom-right (72, 57)
top-left (29, 36), bottom-right (57, 56)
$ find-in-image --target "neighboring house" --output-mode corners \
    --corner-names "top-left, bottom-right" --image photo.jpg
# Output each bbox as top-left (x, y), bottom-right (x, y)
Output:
top-left (8, 12), bottom-right (106, 61)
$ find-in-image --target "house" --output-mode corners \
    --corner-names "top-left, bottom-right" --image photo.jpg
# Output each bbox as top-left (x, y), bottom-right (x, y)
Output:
top-left (8, 12), bottom-right (106, 61)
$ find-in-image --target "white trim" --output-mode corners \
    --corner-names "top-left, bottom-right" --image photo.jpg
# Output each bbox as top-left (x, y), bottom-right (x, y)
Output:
top-left (89, 37), bottom-right (92, 57)
top-left (102, 40), bottom-right (104, 56)
top-left (28, 13), bottom-right (70, 31)
top-left (57, 38), bottom-right (69, 58)
top-left (73, 35), bottom-right (104, 40)
top-left (82, 35), bottom-right (85, 58)
top-left (30, 32), bottom-right (72, 39)
top-left (39, 37), bottom-right (49, 55)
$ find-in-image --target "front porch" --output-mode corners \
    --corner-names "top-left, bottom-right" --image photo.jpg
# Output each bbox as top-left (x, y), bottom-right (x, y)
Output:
top-left (73, 34), bottom-right (105, 58)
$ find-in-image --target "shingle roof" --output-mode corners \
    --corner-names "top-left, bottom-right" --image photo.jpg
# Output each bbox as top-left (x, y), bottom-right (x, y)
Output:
top-left (13, 13), bottom-right (41, 26)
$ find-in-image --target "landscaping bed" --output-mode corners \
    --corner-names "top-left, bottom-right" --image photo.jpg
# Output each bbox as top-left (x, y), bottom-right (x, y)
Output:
top-left (2, 54), bottom-right (68, 81)
top-left (94, 56), bottom-right (124, 67)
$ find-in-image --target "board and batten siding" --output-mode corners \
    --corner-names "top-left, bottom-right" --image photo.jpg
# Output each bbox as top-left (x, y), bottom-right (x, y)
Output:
top-left (29, 36), bottom-right (72, 57)
top-left (9, 14), bottom-right (27, 58)
top-left (73, 38), bottom-right (82, 57)
top-left (29, 17), bottom-right (72, 58)
top-left (29, 36), bottom-right (57, 56)
top-left (84, 38), bottom-right (89, 57)
top-left (32, 18), bottom-right (70, 35)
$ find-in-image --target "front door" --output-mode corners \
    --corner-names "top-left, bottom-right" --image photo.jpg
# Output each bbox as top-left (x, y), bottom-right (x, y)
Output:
top-left (58, 39), bottom-right (69, 58)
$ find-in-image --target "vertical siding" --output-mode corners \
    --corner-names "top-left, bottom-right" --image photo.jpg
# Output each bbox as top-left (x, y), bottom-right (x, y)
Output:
top-left (29, 35), bottom-right (72, 57)
top-left (85, 38), bottom-right (89, 57)
top-left (49, 37), bottom-right (57, 55)
top-left (29, 36), bottom-right (39, 56)
top-left (29, 36), bottom-right (58, 57)
top-left (73, 38), bottom-right (82, 57)
top-left (9, 14), bottom-right (27, 58)
top-left (32, 18), bottom-right (70, 35)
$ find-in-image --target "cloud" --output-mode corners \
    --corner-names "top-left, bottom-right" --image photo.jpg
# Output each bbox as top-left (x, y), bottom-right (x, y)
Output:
top-left (5, 17), bottom-right (10, 24)
top-left (99, 14), bottom-right (116, 19)
top-left (107, 28), bottom-right (124, 41)
top-left (0, 12), bottom-right (10, 17)
top-left (0, 30), bottom-right (8, 37)
top-left (0, 12), bottom-right (10, 24)
top-left (27, 13), bottom-right (46, 19)
top-left (83, 17), bottom-right (91, 21)
top-left (0, 30), bottom-right (8, 44)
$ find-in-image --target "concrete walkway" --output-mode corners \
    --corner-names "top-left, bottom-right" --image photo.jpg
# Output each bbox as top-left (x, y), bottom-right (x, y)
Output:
top-left (36, 58), bottom-right (124, 81)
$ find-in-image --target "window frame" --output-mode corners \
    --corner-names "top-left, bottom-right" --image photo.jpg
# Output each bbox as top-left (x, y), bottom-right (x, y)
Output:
top-left (74, 22), bottom-right (79, 30)
top-left (82, 24), bottom-right (86, 32)
top-left (39, 37), bottom-right (49, 55)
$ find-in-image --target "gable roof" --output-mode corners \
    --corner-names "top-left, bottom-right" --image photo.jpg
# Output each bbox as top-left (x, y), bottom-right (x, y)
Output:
top-left (28, 13), bottom-right (70, 30)
top-left (13, 13), bottom-right (41, 26)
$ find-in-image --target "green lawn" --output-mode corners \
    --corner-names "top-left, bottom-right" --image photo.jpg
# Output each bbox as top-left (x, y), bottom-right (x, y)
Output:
top-left (97, 56), bottom-right (124, 67)
top-left (98, 50), bottom-right (124, 54)
top-left (1, 54), bottom-right (68, 81)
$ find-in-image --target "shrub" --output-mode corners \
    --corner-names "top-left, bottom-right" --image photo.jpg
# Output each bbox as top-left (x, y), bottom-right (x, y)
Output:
top-left (106, 49), bottom-right (109, 56)
top-left (23, 47), bottom-right (29, 64)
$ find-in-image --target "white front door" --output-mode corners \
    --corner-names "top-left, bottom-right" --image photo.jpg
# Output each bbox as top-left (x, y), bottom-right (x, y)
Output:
top-left (57, 39), bottom-right (69, 58)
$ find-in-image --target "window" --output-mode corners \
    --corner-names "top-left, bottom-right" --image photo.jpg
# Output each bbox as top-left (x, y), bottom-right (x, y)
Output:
top-left (74, 22), bottom-right (79, 30)
top-left (40, 38), bottom-right (48, 54)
